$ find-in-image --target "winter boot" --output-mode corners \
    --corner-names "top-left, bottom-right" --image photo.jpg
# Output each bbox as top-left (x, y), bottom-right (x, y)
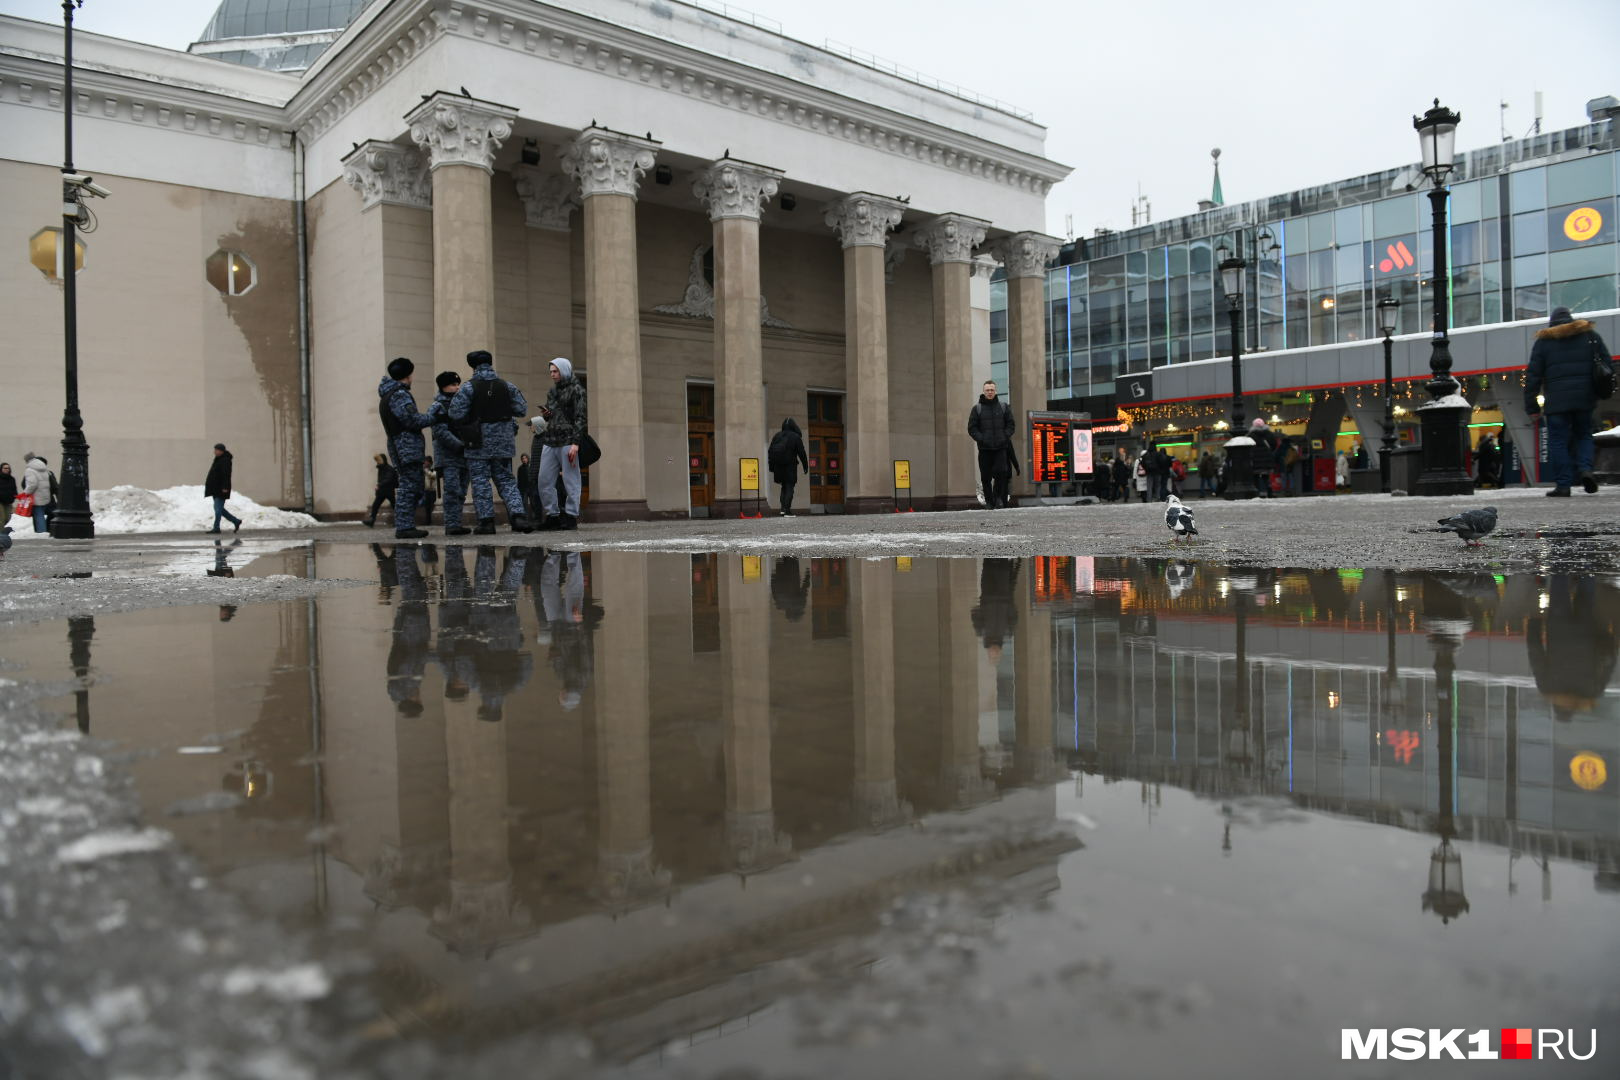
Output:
top-left (511, 514), bottom-right (535, 534)
top-left (362, 516), bottom-right (375, 528)
top-left (540, 515), bottom-right (561, 531)
top-left (445, 525), bottom-right (471, 536)
top-left (560, 513), bottom-right (578, 531)
top-left (473, 518), bottom-right (497, 535)
top-left (394, 528), bottom-right (428, 540)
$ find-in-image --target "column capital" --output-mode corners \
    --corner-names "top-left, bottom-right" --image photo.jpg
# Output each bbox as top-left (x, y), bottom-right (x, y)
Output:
top-left (561, 127), bottom-right (660, 200)
top-left (825, 192), bottom-right (907, 249)
top-left (511, 163), bottom-right (577, 231)
top-left (404, 91), bottom-right (516, 173)
top-left (340, 139), bottom-right (431, 210)
top-left (991, 231), bottom-right (1063, 278)
top-left (694, 158), bottom-right (783, 222)
top-left (913, 213), bottom-right (990, 265)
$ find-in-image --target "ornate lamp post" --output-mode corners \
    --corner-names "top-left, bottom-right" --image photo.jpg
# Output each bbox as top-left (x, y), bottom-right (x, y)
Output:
top-left (1217, 253), bottom-right (1258, 499)
top-left (1412, 100), bottom-right (1473, 497)
top-left (52, 0), bottom-right (95, 538)
top-left (1377, 296), bottom-right (1402, 493)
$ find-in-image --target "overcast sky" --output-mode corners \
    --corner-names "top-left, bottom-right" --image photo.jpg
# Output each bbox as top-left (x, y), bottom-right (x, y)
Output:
top-left (4, 0), bottom-right (1618, 237)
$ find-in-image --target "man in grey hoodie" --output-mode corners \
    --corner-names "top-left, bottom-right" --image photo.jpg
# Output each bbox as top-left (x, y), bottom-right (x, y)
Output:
top-left (535, 356), bottom-right (587, 530)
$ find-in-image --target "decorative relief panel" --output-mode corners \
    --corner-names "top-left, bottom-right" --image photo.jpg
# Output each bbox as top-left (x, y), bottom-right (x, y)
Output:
top-left (340, 139), bottom-right (431, 209)
top-left (824, 193), bottom-right (907, 249)
top-left (654, 245), bottom-right (793, 329)
top-left (560, 128), bottom-right (659, 200)
top-left (693, 159), bottom-right (782, 222)
top-left (991, 231), bottom-right (1062, 278)
top-left (912, 213), bottom-right (989, 265)
top-left (404, 91), bottom-right (515, 173)
top-left (511, 163), bottom-right (578, 230)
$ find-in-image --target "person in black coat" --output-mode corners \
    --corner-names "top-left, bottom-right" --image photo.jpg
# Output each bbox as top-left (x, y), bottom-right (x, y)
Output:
top-left (767, 418), bottom-right (809, 515)
top-left (204, 443), bottom-right (242, 534)
top-left (970, 558), bottom-right (1019, 664)
top-left (364, 452), bottom-right (398, 527)
top-left (968, 379), bottom-right (1015, 509)
top-left (0, 462), bottom-right (16, 523)
top-left (1525, 306), bottom-right (1614, 496)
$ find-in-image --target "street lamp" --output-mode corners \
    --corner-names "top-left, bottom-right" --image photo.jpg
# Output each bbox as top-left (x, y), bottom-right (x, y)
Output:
top-left (1412, 99), bottom-right (1473, 497)
top-left (1217, 253), bottom-right (1258, 499)
top-left (52, 0), bottom-right (95, 538)
top-left (1377, 296), bottom-right (1401, 493)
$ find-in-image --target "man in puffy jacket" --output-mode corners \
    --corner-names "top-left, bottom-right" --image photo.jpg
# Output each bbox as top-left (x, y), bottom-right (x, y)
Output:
top-left (203, 443), bottom-right (242, 534)
top-left (21, 452), bottom-right (52, 534)
top-left (967, 380), bottom-right (1015, 509)
top-left (376, 356), bottom-right (434, 539)
top-left (1525, 306), bottom-right (1614, 496)
top-left (448, 349), bottom-right (532, 534)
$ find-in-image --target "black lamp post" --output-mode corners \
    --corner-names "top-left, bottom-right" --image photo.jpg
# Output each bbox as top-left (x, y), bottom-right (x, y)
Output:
top-left (52, 0), bottom-right (95, 539)
top-left (1377, 296), bottom-right (1401, 493)
top-left (1218, 253), bottom-right (1258, 499)
top-left (1412, 99), bottom-right (1474, 498)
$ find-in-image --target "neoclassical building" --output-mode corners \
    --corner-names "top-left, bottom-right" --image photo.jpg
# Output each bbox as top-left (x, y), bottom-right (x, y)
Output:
top-left (1, 0), bottom-right (1069, 518)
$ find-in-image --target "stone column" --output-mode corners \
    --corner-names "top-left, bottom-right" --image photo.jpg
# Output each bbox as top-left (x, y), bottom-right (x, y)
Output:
top-left (405, 92), bottom-right (515, 366)
top-left (915, 214), bottom-right (990, 510)
top-left (992, 232), bottom-right (1063, 501)
top-left (720, 555), bottom-right (792, 872)
top-left (562, 128), bottom-right (660, 520)
top-left (695, 160), bottom-right (783, 518)
top-left (591, 551), bottom-right (669, 910)
top-left (431, 709), bottom-right (530, 953)
top-left (938, 559), bottom-right (995, 808)
top-left (851, 558), bottom-right (911, 829)
top-left (512, 160), bottom-right (579, 368)
top-left (826, 194), bottom-right (907, 514)
top-left (1012, 569), bottom-right (1064, 784)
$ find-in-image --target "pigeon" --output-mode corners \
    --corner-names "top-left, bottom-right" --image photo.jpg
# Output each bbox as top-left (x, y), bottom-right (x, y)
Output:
top-left (1164, 494), bottom-right (1198, 542)
top-left (1435, 505), bottom-right (1497, 546)
top-left (0, 526), bottom-right (11, 553)
top-left (1165, 560), bottom-right (1195, 599)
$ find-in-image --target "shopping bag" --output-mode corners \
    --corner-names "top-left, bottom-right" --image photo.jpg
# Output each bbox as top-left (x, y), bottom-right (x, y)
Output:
top-left (14, 493), bottom-right (33, 516)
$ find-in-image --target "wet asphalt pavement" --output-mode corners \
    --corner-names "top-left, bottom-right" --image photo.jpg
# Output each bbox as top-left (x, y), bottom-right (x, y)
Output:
top-left (1, 493), bottom-right (1618, 1078)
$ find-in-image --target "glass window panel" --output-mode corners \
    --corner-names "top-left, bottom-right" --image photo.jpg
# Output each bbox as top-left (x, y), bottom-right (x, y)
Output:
top-left (1549, 275), bottom-right (1617, 315)
top-left (1513, 283), bottom-right (1548, 321)
top-left (1310, 295), bottom-right (1335, 345)
top-left (1449, 182), bottom-right (1481, 224)
top-left (1482, 218), bottom-right (1503, 262)
top-left (1549, 244), bottom-right (1616, 282)
top-left (1189, 238), bottom-right (1212, 274)
top-left (1090, 255), bottom-right (1125, 292)
top-left (1308, 249), bottom-right (1333, 292)
top-left (1451, 221), bottom-right (1479, 267)
top-left (1334, 206), bottom-right (1362, 246)
top-left (1373, 195), bottom-right (1417, 238)
top-left (1308, 212), bottom-right (1334, 251)
top-left (1149, 247), bottom-right (1167, 281)
top-left (1189, 271), bottom-right (1214, 339)
top-left (1090, 287), bottom-right (1124, 348)
top-left (1451, 265), bottom-right (1482, 329)
top-left (989, 308), bottom-right (1007, 344)
top-left (1336, 284), bottom-right (1366, 342)
top-left (1547, 198), bottom-right (1616, 253)
top-left (1483, 177), bottom-right (1502, 218)
top-left (1284, 253), bottom-right (1308, 348)
top-left (1509, 167), bottom-right (1546, 212)
top-left (1546, 156), bottom-right (1613, 205)
top-left (1512, 211), bottom-right (1546, 256)
top-left (1168, 244), bottom-right (1188, 276)
top-left (1168, 272), bottom-right (1189, 346)
top-left (1335, 242), bottom-right (1366, 286)
top-left (1513, 254), bottom-right (1548, 287)
top-left (1189, 334), bottom-right (1214, 363)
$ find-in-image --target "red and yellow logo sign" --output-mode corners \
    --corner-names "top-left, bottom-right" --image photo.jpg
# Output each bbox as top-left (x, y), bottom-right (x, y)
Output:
top-left (1563, 206), bottom-right (1604, 243)
top-left (1570, 751), bottom-right (1608, 791)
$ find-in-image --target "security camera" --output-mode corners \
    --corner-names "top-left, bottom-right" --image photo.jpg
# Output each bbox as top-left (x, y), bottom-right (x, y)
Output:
top-left (64, 172), bottom-right (111, 198)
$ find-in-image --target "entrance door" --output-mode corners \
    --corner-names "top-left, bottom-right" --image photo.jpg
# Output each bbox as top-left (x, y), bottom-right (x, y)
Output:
top-left (688, 384), bottom-right (715, 516)
top-left (807, 392), bottom-right (845, 508)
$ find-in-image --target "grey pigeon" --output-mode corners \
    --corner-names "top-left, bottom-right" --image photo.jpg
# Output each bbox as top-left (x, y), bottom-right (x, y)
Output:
top-left (0, 526), bottom-right (11, 552)
top-left (1164, 494), bottom-right (1197, 542)
top-left (1436, 505), bottom-right (1497, 546)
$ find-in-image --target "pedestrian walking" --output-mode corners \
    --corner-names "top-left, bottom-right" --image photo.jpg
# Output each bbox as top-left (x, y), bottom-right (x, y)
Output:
top-left (1198, 450), bottom-right (1217, 497)
top-left (375, 356), bottom-right (435, 539)
top-left (1524, 306), bottom-right (1613, 496)
top-left (21, 452), bottom-right (52, 534)
top-left (421, 455), bottom-right (438, 526)
top-left (1476, 433), bottom-right (1501, 488)
top-left (448, 349), bottom-right (532, 534)
top-left (0, 462), bottom-right (15, 523)
top-left (428, 371), bottom-right (471, 536)
top-left (533, 356), bottom-right (586, 531)
top-left (1133, 450), bottom-right (1150, 502)
top-left (1168, 453), bottom-right (1187, 498)
top-left (516, 453), bottom-right (538, 523)
top-left (203, 443), bottom-right (242, 534)
top-left (1147, 444), bottom-right (1170, 501)
top-left (1335, 449), bottom-right (1351, 490)
top-left (363, 453), bottom-right (397, 527)
top-left (1111, 448), bottom-right (1131, 504)
top-left (1247, 419), bottom-right (1277, 496)
top-left (967, 379), bottom-right (1015, 509)
top-left (767, 418), bottom-right (809, 516)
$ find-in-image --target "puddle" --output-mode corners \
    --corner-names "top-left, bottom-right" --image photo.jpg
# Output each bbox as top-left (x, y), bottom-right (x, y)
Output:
top-left (3, 549), bottom-right (1618, 1075)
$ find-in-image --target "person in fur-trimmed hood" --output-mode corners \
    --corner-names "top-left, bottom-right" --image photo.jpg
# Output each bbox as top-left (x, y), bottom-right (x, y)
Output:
top-left (1524, 306), bottom-right (1614, 496)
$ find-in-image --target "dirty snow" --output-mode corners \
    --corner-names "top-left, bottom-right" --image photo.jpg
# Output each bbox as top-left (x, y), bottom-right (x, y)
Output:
top-left (4, 485), bottom-right (324, 538)
top-left (220, 964), bottom-right (331, 1002)
top-left (57, 828), bottom-right (173, 864)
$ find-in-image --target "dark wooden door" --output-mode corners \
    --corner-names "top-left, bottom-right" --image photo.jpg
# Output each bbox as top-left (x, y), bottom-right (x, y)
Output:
top-left (688, 384), bottom-right (715, 515)
top-left (806, 392), bottom-right (845, 507)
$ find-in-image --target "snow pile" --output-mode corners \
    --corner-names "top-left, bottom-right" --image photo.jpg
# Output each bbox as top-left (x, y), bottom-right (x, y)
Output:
top-left (4, 485), bottom-right (322, 537)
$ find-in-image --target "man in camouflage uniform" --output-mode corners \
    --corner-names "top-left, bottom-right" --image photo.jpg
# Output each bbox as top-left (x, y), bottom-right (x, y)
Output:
top-left (448, 349), bottom-right (532, 534)
top-left (376, 356), bottom-right (434, 539)
top-left (428, 371), bottom-right (472, 536)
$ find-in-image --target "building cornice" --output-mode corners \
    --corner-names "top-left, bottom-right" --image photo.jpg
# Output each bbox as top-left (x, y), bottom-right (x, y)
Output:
top-left (287, 0), bottom-right (1069, 195)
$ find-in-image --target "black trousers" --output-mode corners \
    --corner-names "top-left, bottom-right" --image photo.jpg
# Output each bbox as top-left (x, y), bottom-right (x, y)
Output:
top-left (367, 487), bottom-right (396, 521)
top-left (779, 481), bottom-right (796, 513)
top-left (978, 448), bottom-right (1011, 508)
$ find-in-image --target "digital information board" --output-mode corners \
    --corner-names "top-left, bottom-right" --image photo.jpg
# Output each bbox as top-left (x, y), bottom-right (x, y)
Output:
top-left (1028, 412), bottom-right (1093, 484)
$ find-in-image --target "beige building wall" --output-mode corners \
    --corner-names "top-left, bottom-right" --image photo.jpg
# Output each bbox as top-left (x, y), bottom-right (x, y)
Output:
top-left (2, 159), bottom-right (302, 507)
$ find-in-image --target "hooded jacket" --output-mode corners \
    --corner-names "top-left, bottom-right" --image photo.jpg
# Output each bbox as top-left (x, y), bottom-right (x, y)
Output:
top-left (449, 364), bottom-right (528, 460)
top-left (377, 376), bottom-right (434, 465)
top-left (1525, 318), bottom-right (1612, 415)
top-left (22, 457), bottom-right (52, 505)
top-left (204, 451), bottom-right (234, 498)
top-left (768, 418), bottom-right (809, 484)
top-left (968, 394), bottom-right (1014, 451)
top-left (539, 357), bottom-right (587, 449)
top-left (0, 469), bottom-right (16, 503)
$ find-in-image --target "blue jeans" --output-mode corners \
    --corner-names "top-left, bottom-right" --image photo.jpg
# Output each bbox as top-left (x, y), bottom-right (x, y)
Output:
top-left (32, 502), bottom-right (49, 534)
top-left (212, 496), bottom-right (241, 531)
top-left (1545, 410), bottom-right (1594, 489)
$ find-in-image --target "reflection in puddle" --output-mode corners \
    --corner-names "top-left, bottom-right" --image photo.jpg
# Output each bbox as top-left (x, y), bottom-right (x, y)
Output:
top-left (4, 549), bottom-right (1618, 1070)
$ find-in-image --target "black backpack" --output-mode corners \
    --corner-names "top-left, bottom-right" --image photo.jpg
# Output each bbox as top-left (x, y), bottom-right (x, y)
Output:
top-left (455, 379), bottom-right (513, 449)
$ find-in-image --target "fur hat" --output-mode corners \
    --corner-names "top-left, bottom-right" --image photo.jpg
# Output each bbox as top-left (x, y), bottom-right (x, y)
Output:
top-left (466, 349), bottom-right (493, 369)
top-left (435, 370), bottom-right (461, 391)
top-left (386, 356), bottom-right (414, 380)
top-left (1549, 306), bottom-right (1574, 326)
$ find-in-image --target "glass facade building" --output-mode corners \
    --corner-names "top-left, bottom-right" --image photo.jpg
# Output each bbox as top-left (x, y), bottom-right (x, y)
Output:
top-left (998, 122), bottom-right (1620, 407)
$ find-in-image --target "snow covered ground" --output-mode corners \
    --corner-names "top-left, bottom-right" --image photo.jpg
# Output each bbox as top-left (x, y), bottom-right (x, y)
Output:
top-left (5, 485), bottom-right (324, 538)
